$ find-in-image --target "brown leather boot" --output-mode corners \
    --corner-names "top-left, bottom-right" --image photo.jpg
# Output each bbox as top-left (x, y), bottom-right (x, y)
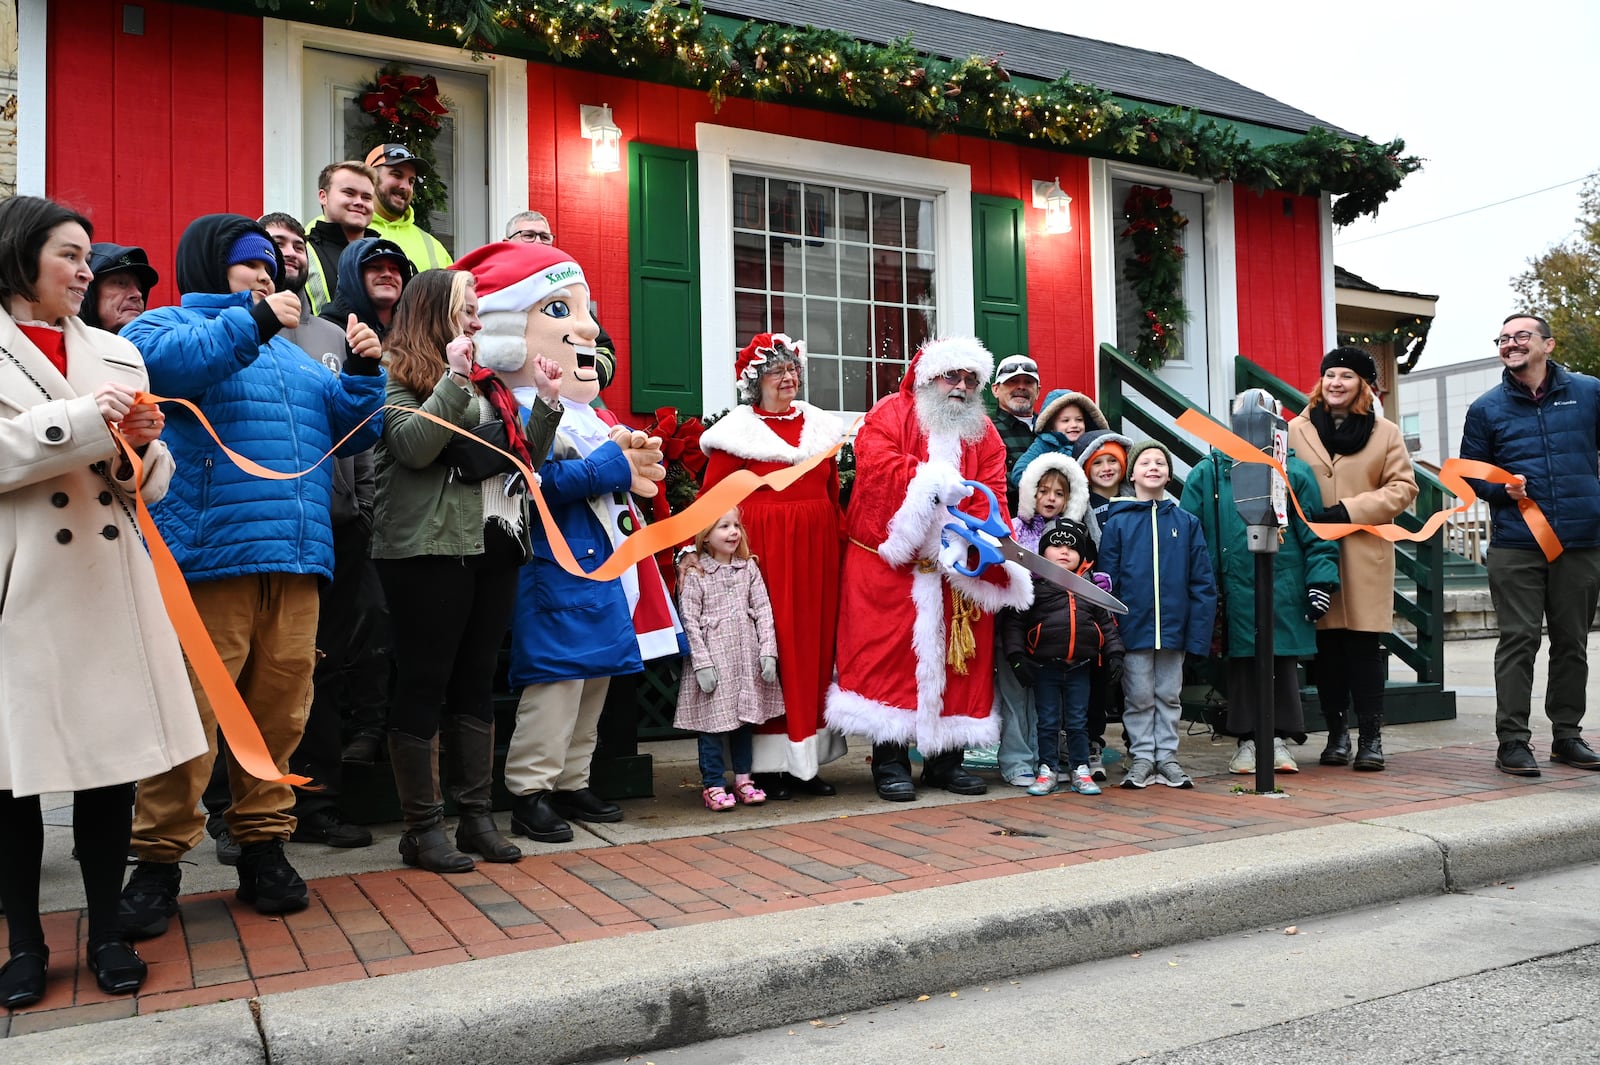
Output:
top-left (388, 732), bottom-right (474, 873)
top-left (450, 717), bottom-right (521, 862)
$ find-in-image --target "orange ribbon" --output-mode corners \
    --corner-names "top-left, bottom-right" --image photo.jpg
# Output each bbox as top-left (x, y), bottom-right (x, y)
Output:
top-left (1176, 409), bottom-right (1562, 562)
top-left (133, 393), bottom-right (852, 785)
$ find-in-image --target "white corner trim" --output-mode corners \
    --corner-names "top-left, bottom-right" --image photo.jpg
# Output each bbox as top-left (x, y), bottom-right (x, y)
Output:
top-left (1319, 192), bottom-right (1337, 352)
top-left (694, 123), bottom-right (973, 417)
top-left (261, 19), bottom-right (527, 231)
top-left (16, 0), bottom-right (47, 195)
top-left (1087, 157), bottom-right (1114, 381)
top-left (1209, 180), bottom-right (1239, 413)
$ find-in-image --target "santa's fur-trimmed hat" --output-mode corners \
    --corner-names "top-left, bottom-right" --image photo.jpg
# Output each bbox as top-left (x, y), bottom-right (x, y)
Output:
top-left (734, 333), bottom-right (805, 403)
top-left (904, 336), bottom-right (995, 391)
top-left (454, 242), bottom-right (587, 316)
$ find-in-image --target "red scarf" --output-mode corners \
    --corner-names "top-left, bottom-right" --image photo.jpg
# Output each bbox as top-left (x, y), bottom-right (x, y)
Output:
top-left (468, 366), bottom-right (533, 467)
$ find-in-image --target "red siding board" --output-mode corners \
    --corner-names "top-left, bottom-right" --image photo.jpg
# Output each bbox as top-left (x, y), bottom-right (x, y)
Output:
top-left (1233, 187), bottom-right (1324, 386)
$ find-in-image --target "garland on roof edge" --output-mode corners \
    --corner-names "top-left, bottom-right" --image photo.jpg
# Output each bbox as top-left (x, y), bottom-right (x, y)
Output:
top-left (299, 0), bottom-right (1420, 224)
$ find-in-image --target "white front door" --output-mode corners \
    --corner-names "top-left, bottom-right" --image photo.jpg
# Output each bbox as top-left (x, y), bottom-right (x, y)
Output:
top-left (301, 48), bottom-right (489, 258)
top-left (1112, 180), bottom-right (1210, 409)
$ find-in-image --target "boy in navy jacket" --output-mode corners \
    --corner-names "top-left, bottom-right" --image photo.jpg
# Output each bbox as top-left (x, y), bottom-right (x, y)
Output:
top-left (1097, 440), bottom-right (1216, 789)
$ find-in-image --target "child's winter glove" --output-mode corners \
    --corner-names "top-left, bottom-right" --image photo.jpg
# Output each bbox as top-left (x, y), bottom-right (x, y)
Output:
top-left (1106, 653), bottom-right (1126, 689)
top-left (1305, 583), bottom-right (1334, 623)
top-left (760, 656), bottom-right (778, 684)
top-left (1090, 571), bottom-right (1114, 593)
top-left (1008, 654), bottom-right (1038, 688)
top-left (695, 667), bottom-right (719, 694)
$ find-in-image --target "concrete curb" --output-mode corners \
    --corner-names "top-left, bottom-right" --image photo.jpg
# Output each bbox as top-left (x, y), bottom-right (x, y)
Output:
top-left (11, 793), bottom-right (1600, 1065)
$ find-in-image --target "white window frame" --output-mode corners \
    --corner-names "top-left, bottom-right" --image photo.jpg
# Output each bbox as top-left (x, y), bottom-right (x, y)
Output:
top-left (16, 0), bottom-right (47, 195)
top-left (260, 19), bottom-right (528, 236)
top-left (1087, 158), bottom-right (1238, 415)
top-left (696, 124), bottom-right (973, 416)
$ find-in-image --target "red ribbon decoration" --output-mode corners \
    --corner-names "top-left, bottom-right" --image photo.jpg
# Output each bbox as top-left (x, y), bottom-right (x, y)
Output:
top-left (643, 406), bottom-right (707, 525)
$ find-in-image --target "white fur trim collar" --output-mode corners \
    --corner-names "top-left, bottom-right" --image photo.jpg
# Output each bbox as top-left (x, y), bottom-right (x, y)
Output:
top-left (698, 402), bottom-right (843, 464)
top-left (1016, 451), bottom-right (1090, 522)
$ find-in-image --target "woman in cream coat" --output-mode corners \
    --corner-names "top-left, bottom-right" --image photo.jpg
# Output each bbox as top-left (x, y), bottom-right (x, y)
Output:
top-left (1288, 347), bottom-right (1417, 774)
top-left (0, 197), bottom-right (206, 1007)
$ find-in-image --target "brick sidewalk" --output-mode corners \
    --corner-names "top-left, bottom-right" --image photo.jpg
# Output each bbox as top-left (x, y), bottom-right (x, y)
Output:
top-left (5, 744), bottom-right (1597, 1038)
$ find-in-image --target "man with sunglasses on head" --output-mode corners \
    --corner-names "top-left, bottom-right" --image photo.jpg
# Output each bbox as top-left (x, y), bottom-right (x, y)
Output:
top-left (826, 338), bottom-right (1032, 803)
top-left (1460, 313), bottom-right (1600, 778)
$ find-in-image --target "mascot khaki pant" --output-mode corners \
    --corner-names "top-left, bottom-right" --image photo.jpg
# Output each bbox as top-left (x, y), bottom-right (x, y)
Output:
top-left (132, 574), bottom-right (318, 861)
top-left (504, 677), bottom-right (611, 795)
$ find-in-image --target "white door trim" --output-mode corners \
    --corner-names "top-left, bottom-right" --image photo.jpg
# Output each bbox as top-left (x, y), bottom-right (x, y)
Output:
top-left (1319, 192), bottom-right (1337, 352)
top-left (694, 122), bottom-right (974, 416)
top-left (16, 0), bottom-right (46, 196)
top-left (1088, 158), bottom-right (1238, 414)
top-left (261, 19), bottom-right (527, 229)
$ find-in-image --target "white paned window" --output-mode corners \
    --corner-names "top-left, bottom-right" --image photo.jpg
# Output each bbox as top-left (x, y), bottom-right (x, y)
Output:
top-left (731, 173), bottom-right (937, 412)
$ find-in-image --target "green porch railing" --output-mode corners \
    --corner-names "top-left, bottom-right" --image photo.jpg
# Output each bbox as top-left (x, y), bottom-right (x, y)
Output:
top-left (1096, 342), bottom-right (1455, 724)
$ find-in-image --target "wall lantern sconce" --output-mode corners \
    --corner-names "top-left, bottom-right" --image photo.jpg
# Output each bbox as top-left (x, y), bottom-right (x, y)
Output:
top-left (1032, 178), bottom-right (1072, 234)
top-left (580, 104), bottom-right (622, 173)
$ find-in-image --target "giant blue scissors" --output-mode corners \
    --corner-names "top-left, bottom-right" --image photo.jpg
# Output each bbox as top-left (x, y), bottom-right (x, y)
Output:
top-left (940, 480), bottom-right (1127, 614)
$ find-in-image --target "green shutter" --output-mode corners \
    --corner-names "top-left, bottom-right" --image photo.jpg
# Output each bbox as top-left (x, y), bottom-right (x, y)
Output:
top-left (629, 143), bottom-right (701, 413)
top-left (971, 193), bottom-right (1029, 366)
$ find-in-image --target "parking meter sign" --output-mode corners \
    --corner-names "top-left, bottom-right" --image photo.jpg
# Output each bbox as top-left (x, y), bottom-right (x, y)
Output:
top-left (1272, 425), bottom-right (1288, 527)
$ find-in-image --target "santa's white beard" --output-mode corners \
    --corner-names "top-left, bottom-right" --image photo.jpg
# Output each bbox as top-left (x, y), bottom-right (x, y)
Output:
top-left (915, 385), bottom-right (988, 442)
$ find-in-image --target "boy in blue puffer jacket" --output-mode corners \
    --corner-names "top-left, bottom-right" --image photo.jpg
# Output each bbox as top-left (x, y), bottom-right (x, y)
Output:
top-left (118, 214), bottom-right (385, 933)
top-left (1097, 440), bottom-right (1216, 790)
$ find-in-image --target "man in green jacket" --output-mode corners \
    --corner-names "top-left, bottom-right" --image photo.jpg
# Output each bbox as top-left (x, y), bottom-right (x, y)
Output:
top-left (365, 144), bottom-right (453, 271)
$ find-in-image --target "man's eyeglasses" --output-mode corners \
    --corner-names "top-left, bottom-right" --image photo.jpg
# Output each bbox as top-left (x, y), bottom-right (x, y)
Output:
top-left (1493, 330), bottom-right (1548, 349)
top-left (938, 370), bottom-right (980, 388)
top-left (509, 229), bottom-right (554, 245)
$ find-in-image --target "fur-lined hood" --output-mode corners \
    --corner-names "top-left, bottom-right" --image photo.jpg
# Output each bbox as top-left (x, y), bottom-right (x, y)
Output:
top-left (1015, 450), bottom-right (1090, 522)
top-left (1034, 388), bottom-right (1109, 437)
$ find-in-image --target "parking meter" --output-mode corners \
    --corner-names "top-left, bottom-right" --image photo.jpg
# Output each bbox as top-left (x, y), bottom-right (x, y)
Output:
top-left (1230, 389), bottom-right (1287, 792)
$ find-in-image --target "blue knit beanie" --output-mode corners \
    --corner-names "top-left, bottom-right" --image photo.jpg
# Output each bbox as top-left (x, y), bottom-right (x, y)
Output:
top-left (226, 231), bottom-right (276, 270)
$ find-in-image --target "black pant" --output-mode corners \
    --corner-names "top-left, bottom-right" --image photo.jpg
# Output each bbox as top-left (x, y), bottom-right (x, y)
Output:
top-left (291, 521), bottom-right (390, 815)
top-left (1313, 629), bottom-right (1384, 727)
top-left (0, 784), bottom-right (134, 953)
top-left (377, 528), bottom-right (522, 741)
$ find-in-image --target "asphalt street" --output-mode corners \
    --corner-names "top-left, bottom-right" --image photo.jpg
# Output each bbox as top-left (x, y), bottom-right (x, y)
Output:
top-left (579, 860), bottom-right (1600, 1065)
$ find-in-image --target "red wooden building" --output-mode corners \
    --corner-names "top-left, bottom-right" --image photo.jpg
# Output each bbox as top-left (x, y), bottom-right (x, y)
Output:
top-left (22, 0), bottom-right (1415, 424)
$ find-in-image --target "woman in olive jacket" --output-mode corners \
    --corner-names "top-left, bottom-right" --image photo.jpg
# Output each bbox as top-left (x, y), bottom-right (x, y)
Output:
top-left (1287, 348), bottom-right (1418, 771)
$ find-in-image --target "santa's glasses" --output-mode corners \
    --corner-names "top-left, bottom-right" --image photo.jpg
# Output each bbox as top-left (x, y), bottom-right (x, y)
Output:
top-left (938, 370), bottom-right (980, 388)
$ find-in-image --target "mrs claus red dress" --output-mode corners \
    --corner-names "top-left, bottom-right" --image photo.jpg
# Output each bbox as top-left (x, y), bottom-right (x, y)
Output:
top-left (699, 401), bottom-right (846, 778)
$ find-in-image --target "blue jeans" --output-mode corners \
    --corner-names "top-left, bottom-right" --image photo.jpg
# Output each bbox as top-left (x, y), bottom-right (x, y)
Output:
top-left (995, 640), bottom-right (1038, 780)
top-left (1034, 662), bottom-right (1092, 773)
top-left (699, 727), bottom-right (754, 788)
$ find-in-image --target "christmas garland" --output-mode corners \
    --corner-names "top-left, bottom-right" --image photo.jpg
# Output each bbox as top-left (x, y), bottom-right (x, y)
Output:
top-left (321, 0), bottom-right (1419, 224)
top-left (1121, 185), bottom-right (1189, 370)
top-left (357, 64), bottom-right (451, 232)
top-left (1339, 317), bottom-right (1430, 348)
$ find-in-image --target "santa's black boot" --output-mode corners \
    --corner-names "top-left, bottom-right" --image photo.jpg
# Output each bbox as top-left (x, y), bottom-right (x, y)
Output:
top-left (871, 743), bottom-right (915, 802)
top-left (920, 749), bottom-right (987, 795)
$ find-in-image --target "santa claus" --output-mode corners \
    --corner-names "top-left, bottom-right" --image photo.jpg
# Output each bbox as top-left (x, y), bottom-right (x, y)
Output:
top-left (456, 240), bottom-right (675, 844)
top-left (825, 337), bottom-right (1033, 801)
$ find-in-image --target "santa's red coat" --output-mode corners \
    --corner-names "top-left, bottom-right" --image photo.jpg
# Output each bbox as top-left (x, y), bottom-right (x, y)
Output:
top-left (826, 385), bottom-right (1032, 754)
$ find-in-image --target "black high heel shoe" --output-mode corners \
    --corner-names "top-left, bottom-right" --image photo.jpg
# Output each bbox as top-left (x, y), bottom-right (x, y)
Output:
top-left (87, 939), bottom-right (146, 996)
top-left (0, 947), bottom-right (48, 1009)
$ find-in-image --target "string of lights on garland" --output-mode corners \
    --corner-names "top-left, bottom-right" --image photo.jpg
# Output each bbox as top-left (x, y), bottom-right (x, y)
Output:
top-left (289, 0), bottom-right (1420, 224)
top-left (1339, 317), bottom-right (1431, 347)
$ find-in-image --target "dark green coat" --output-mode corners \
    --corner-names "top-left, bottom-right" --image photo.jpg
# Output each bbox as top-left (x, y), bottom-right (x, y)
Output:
top-left (1179, 449), bottom-right (1340, 658)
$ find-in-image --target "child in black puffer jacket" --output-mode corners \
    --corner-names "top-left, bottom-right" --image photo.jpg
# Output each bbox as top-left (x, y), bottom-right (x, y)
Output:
top-left (999, 519), bottom-right (1124, 796)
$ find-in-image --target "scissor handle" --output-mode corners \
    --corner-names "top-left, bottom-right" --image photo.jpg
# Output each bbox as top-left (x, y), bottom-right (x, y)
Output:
top-left (944, 479), bottom-right (1009, 537)
top-left (940, 521), bottom-right (1005, 577)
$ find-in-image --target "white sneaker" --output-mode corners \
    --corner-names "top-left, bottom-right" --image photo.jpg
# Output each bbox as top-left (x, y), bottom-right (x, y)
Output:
top-left (1228, 739), bottom-right (1257, 775)
top-left (1088, 744), bottom-right (1107, 782)
top-left (1007, 771), bottom-right (1036, 788)
top-left (1156, 760), bottom-right (1194, 789)
top-left (1273, 736), bottom-right (1300, 773)
top-left (1026, 764), bottom-right (1059, 796)
top-left (1072, 765), bottom-right (1101, 795)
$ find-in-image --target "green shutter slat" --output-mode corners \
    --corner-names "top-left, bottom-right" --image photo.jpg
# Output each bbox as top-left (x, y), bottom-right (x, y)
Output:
top-left (971, 193), bottom-right (1029, 361)
top-left (629, 143), bottom-right (702, 413)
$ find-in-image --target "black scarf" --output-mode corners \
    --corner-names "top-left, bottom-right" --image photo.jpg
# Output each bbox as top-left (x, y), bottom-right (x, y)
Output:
top-left (1308, 405), bottom-right (1375, 456)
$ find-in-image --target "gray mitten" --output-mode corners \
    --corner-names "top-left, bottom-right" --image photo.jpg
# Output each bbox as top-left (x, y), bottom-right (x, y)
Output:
top-left (760, 656), bottom-right (778, 684)
top-left (695, 667), bottom-right (719, 694)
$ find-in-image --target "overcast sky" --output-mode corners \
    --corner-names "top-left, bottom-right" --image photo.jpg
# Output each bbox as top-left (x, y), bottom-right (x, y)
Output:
top-left (923, 0), bottom-right (1600, 370)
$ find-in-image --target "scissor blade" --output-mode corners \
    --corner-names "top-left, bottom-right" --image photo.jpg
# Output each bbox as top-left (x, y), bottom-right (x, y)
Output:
top-left (999, 541), bottom-right (1129, 615)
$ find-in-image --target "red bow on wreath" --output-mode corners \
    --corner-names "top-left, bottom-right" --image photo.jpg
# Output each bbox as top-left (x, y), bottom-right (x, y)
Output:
top-left (360, 74), bottom-right (449, 129)
top-left (648, 406), bottom-right (707, 477)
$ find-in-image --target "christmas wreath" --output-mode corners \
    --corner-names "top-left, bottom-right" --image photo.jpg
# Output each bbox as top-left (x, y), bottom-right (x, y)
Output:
top-left (1121, 185), bottom-right (1191, 370)
top-left (358, 64), bottom-right (452, 232)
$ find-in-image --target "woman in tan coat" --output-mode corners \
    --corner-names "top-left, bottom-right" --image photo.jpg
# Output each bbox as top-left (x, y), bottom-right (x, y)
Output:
top-left (1288, 347), bottom-right (1418, 772)
top-left (0, 197), bottom-right (206, 1007)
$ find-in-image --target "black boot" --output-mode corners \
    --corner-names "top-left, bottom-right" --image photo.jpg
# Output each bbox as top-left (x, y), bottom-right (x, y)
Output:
top-left (1352, 714), bottom-right (1385, 772)
top-left (871, 743), bottom-right (915, 802)
top-left (920, 749), bottom-right (987, 795)
top-left (751, 772), bottom-right (792, 801)
top-left (450, 718), bottom-right (521, 863)
top-left (510, 792), bottom-right (574, 843)
top-left (388, 732), bottom-right (475, 873)
top-left (1319, 707), bottom-right (1352, 766)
